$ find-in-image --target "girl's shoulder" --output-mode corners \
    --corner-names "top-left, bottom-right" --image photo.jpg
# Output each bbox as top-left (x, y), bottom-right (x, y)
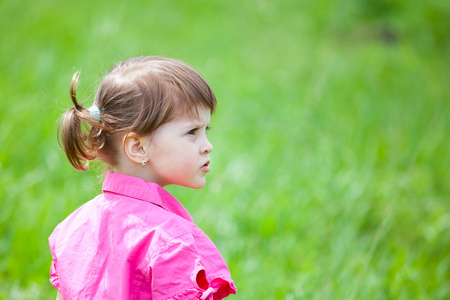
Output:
top-left (49, 195), bottom-right (101, 236)
top-left (50, 192), bottom-right (201, 245)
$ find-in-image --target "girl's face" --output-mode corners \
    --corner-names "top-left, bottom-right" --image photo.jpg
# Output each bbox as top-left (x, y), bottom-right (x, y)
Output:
top-left (144, 107), bottom-right (213, 189)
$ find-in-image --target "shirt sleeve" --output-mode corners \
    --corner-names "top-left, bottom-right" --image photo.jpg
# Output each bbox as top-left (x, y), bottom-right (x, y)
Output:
top-left (149, 233), bottom-right (236, 300)
top-left (48, 234), bottom-right (61, 291)
top-left (49, 259), bottom-right (60, 290)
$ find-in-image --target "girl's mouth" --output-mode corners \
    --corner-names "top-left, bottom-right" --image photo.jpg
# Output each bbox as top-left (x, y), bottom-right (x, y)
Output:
top-left (201, 161), bottom-right (210, 172)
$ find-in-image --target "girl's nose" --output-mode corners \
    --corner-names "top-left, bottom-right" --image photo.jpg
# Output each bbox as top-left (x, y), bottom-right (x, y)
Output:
top-left (202, 138), bottom-right (213, 154)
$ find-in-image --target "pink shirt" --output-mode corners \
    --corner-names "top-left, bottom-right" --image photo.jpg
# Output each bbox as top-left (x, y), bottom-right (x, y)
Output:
top-left (49, 172), bottom-right (236, 299)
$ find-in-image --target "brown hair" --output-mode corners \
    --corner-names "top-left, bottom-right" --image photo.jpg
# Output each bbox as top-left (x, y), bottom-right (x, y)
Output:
top-left (58, 56), bottom-right (217, 170)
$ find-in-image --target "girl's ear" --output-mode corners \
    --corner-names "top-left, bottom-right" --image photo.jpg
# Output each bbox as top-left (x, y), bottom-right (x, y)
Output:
top-left (123, 132), bottom-right (148, 165)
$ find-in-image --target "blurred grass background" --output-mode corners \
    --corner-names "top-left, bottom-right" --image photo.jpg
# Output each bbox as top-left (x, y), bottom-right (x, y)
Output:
top-left (1, 0), bottom-right (449, 299)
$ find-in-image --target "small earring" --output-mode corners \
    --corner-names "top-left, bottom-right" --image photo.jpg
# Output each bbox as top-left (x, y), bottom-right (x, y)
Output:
top-left (141, 160), bottom-right (147, 167)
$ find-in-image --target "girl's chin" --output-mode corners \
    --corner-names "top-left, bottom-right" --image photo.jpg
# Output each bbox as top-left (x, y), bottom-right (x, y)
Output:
top-left (183, 179), bottom-right (207, 190)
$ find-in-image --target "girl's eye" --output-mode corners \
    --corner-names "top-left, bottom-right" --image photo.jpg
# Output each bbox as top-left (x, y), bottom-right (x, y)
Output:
top-left (188, 128), bottom-right (198, 135)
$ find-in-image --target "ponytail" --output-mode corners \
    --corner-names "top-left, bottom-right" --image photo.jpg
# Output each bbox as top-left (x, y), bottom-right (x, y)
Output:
top-left (58, 72), bottom-right (98, 170)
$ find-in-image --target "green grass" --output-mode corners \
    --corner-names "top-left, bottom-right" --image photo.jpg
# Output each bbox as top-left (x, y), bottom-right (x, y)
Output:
top-left (1, 0), bottom-right (449, 299)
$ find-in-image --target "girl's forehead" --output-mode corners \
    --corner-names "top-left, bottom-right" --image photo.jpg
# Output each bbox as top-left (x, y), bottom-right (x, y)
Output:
top-left (173, 107), bottom-right (211, 123)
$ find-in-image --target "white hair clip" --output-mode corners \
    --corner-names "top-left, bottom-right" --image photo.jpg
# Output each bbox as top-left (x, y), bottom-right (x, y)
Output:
top-left (88, 105), bottom-right (101, 122)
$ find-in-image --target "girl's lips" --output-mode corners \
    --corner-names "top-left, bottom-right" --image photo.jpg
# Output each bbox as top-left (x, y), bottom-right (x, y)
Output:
top-left (201, 161), bottom-right (210, 172)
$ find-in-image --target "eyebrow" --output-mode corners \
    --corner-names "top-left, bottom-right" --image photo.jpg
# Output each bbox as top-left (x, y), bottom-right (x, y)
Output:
top-left (176, 113), bottom-right (210, 129)
top-left (181, 120), bottom-right (209, 129)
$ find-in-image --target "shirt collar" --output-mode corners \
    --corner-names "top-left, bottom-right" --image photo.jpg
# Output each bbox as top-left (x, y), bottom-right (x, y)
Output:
top-left (102, 172), bottom-right (194, 223)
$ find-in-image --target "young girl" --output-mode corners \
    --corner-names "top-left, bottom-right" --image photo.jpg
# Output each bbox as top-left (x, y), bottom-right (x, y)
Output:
top-left (49, 56), bottom-right (236, 299)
